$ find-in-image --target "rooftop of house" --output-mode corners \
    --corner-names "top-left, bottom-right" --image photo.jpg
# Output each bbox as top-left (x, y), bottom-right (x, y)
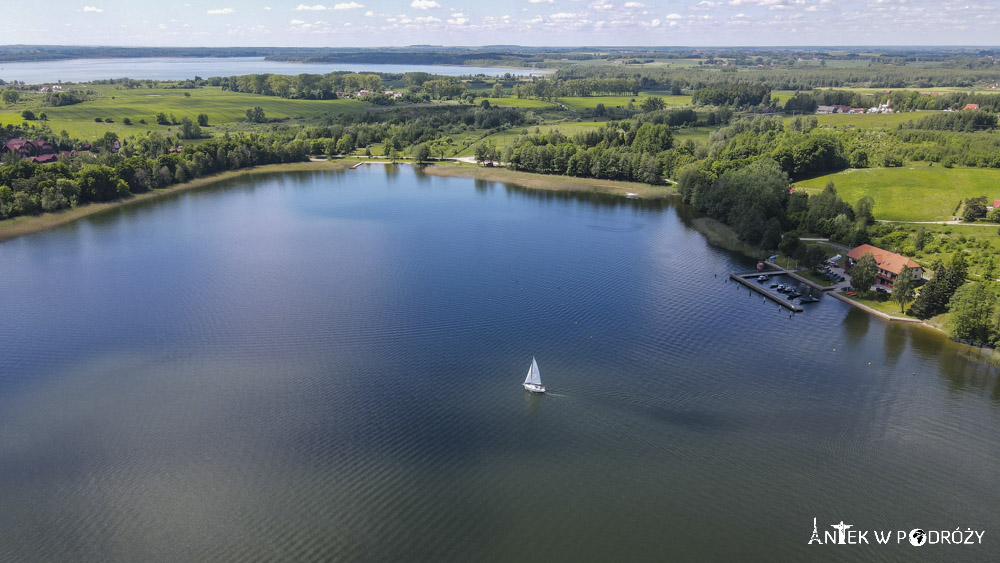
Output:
top-left (847, 244), bottom-right (921, 275)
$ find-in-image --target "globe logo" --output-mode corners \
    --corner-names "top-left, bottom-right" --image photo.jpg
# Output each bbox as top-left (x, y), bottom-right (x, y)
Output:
top-left (909, 529), bottom-right (927, 546)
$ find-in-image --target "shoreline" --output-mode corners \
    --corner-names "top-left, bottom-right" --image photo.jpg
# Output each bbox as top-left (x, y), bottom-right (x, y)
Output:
top-left (0, 160), bottom-right (353, 244)
top-left (3, 158), bottom-right (992, 358)
top-left (419, 163), bottom-right (678, 199)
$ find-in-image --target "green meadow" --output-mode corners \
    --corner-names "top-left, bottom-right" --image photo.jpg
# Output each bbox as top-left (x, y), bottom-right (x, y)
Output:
top-left (479, 97), bottom-right (555, 108)
top-left (796, 165), bottom-right (1000, 222)
top-left (557, 93), bottom-right (691, 111)
top-left (454, 121), bottom-right (606, 157)
top-left (783, 110), bottom-right (928, 128)
top-left (0, 85), bottom-right (367, 139)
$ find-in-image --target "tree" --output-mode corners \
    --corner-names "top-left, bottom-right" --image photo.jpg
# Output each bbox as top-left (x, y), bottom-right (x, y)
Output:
top-left (962, 196), bottom-right (988, 222)
top-left (155, 112), bottom-right (169, 125)
top-left (122, 117), bottom-right (132, 125)
top-left (914, 227), bottom-right (929, 251)
top-left (387, 144), bottom-right (399, 162)
top-left (197, 113), bottom-right (209, 127)
top-left (415, 144), bottom-right (430, 163)
top-left (245, 107), bottom-right (266, 123)
top-left (851, 252), bottom-right (878, 295)
top-left (892, 266), bottom-right (916, 313)
top-left (20, 110), bottom-right (36, 120)
top-left (491, 83), bottom-right (503, 98)
top-left (946, 282), bottom-right (998, 347)
top-left (1, 89), bottom-right (19, 104)
top-left (474, 142), bottom-right (489, 165)
top-left (640, 96), bottom-right (666, 112)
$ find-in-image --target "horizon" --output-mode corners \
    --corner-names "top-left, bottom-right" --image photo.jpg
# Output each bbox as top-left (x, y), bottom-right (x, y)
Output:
top-left (8, 1), bottom-right (998, 48)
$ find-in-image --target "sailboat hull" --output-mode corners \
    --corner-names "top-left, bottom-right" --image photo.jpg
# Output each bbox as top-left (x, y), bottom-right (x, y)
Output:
top-left (523, 383), bottom-right (546, 393)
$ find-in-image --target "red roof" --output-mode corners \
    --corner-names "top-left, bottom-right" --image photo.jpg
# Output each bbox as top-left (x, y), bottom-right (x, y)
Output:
top-left (963, 104), bottom-right (980, 111)
top-left (993, 200), bottom-right (1000, 209)
top-left (847, 244), bottom-right (921, 275)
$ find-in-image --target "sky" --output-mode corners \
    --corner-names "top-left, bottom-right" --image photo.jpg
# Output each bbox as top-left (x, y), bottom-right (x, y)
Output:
top-left (7, 1), bottom-right (1000, 47)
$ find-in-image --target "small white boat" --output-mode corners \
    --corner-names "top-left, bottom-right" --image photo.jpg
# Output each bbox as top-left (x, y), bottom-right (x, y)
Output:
top-left (625, 192), bottom-right (639, 199)
top-left (522, 357), bottom-right (546, 393)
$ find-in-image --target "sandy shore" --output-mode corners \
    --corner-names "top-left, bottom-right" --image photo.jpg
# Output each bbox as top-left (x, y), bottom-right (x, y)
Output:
top-left (0, 161), bottom-right (354, 243)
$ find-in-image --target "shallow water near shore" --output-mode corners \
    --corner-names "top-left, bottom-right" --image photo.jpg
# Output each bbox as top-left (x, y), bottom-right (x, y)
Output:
top-left (0, 165), bottom-right (997, 561)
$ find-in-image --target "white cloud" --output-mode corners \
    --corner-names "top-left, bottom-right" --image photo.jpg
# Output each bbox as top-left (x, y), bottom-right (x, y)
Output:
top-left (623, 1), bottom-right (644, 6)
top-left (549, 12), bottom-right (581, 19)
top-left (529, 0), bottom-right (554, 3)
top-left (415, 15), bottom-right (441, 22)
top-left (591, 1), bottom-right (613, 11)
top-left (447, 12), bottom-right (468, 23)
top-left (665, 12), bottom-right (682, 19)
top-left (207, 8), bottom-right (235, 14)
top-left (643, 18), bottom-right (660, 26)
top-left (290, 19), bottom-right (306, 24)
top-left (263, 6), bottom-right (271, 10)
top-left (333, 2), bottom-right (363, 9)
top-left (410, 0), bottom-right (441, 9)
top-left (365, 10), bottom-right (374, 16)
top-left (83, 6), bottom-right (103, 12)
top-left (296, 4), bottom-right (328, 10)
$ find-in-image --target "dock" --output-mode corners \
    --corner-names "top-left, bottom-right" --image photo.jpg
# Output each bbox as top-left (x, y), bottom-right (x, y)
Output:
top-left (729, 270), bottom-right (803, 312)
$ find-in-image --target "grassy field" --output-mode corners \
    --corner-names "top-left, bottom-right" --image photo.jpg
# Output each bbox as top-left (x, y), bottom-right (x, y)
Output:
top-left (557, 93), bottom-right (691, 111)
top-left (783, 110), bottom-right (928, 128)
top-left (479, 97), bottom-right (555, 108)
top-left (818, 86), bottom-right (1000, 95)
top-left (0, 85), bottom-right (368, 140)
top-left (796, 165), bottom-right (1000, 221)
top-left (454, 121), bottom-right (606, 157)
top-left (671, 126), bottom-right (718, 144)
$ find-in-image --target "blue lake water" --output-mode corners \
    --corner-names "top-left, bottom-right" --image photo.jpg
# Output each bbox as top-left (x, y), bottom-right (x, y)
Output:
top-left (0, 165), bottom-right (997, 561)
top-left (0, 56), bottom-right (549, 84)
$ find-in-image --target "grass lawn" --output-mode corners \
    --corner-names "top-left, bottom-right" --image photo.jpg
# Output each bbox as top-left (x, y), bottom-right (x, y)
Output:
top-left (557, 93), bottom-right (691, 111)
top-left (841, 292), bottom-right (910, 317)
top-left (0, 85), bottom-right (368, 140)
top-left (795, 165), bottom-right (1000, 221)
top-left (796, 269), bottom-right (837, 286)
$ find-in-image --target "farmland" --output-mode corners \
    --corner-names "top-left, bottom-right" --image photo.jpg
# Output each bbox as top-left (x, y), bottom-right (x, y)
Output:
top-left (0, 84), bottom-right (367, 139)
top-left (796, 165), bottom-right (1000, 222)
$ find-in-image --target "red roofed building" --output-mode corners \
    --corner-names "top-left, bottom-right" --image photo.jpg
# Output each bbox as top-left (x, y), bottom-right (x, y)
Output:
top-left (2, 139), bottom-right (54, 157)
top-left (846, 244), bottom-right (923, 289)
top-left (963, 103), bottom-right (980, 111)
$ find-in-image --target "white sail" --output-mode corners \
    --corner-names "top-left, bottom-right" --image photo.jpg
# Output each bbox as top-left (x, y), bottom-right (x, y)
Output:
top-left (524, 357), bottom-right (542, 386)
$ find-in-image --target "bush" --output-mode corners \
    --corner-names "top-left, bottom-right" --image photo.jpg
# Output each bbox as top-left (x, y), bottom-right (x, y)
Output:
top-left (20, 110), bottom-right (36, 120)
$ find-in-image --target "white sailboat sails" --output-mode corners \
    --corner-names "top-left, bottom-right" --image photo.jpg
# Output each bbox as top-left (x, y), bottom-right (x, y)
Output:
top-left (522, 357), bottom-right (545, 393)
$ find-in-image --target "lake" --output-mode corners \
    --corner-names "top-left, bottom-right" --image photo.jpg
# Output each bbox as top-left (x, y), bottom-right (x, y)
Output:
top-left (0, 165), bottom-right (997, 561)
top-left (0, 57), bottom-right (549, 84)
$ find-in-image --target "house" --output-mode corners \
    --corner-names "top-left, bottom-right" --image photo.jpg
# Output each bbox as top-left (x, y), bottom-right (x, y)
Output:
top-left (963, 103), bottom-right (980, 111)
top-left (833, 105), bottom-right (852, 114)
top-left (2, 139), bottom-right (54, 157)
top-left (816, 105), bottom-right (836, 114)
top-left (846, 244), bottom-right (923, 289)
top-left (987, 199), bottom-right (1000, 211)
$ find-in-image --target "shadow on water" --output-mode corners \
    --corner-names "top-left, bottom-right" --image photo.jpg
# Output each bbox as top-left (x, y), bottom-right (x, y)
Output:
top-left (842, 306), bottom-right (871, 346)
top-left (883, 322), bottom-right (907, 367)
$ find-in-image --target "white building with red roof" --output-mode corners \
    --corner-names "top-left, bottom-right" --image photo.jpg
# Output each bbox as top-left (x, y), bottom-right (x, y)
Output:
top-left (846, 244), bottom-right (923, 289)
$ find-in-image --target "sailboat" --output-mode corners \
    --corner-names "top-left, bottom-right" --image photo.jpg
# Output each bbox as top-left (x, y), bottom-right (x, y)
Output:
top-left (522, 357), bottom-right (546, 393)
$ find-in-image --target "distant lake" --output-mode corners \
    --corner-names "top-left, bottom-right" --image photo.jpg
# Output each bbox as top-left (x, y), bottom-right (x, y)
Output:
top-left (0, 56), bottom-right (550, 84)
top-left (0, 166), bottom-right (997, 561)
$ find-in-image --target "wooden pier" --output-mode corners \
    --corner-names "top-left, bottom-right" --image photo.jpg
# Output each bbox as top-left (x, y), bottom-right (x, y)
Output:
top-left (729, 271), bottom-right (803, 312)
